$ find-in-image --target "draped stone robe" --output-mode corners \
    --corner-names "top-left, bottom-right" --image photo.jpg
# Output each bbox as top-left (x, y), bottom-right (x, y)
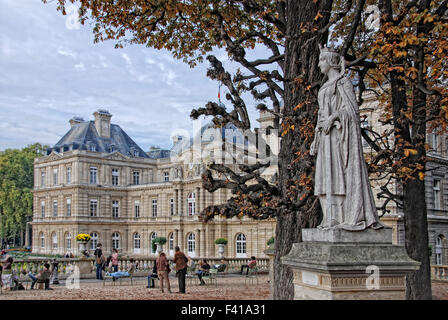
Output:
top-left (314, 77), bottom-right (383, 231)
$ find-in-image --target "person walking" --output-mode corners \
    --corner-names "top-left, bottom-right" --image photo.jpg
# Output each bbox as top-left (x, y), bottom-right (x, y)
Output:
top-left (173, 246), bottom-right (188, 294)
top-left (94, 243), bottom-right (104, 280)
top-left (156, 252), bottom-right (171, 293)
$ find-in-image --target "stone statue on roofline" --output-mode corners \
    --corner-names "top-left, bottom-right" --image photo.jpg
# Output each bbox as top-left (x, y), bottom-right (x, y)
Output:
top-left (310, 44), bottom-right (384, 231)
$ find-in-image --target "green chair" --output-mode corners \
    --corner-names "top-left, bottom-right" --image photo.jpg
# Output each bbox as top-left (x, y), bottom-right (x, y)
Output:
top-left (186, 266), bottom-right (199, 285)
top-left (202, 269), bottom-right (218, 287)
top-left (245, 266), bottom-right (259, 285)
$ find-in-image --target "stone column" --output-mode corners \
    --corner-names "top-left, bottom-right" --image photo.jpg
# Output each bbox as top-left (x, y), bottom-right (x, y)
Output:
top-left (196, 187), bottom-right (201, 212)
top-left (177, 189), bottom-right (183, 216)
top-left (281, 228), bottom-right (421, 300)
top-left (196, 229), bottom-right (201, 257)
top-left (174, 229), bottom-right (179, 248)
top-left (179, 228), bottom-right (184, 252)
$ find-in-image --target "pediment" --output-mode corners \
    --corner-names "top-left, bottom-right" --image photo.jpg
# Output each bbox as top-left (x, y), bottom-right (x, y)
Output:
top-left (103, 151), bottom-right (129, 161)
top-left (45, 151), bottom-right (63, 162)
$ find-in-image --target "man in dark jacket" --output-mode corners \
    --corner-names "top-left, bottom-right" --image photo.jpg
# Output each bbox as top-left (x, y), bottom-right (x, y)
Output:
top-left (173, 246), bottom-right (188, 293)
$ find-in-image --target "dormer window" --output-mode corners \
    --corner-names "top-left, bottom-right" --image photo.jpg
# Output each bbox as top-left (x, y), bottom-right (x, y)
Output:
top-left (90, 145), bottom-right (96, 152)
top-left (109, 145), bottom-right (115, 152)
top-left (134, 150), bottom-right (139, 157)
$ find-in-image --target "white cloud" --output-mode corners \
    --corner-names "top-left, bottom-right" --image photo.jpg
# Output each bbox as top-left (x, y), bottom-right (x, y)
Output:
top-left (121, 53), bottom-right (132, 65)
top-left (57, 47), bottom-right (77, 58)
top-left (74, 62), bottom-right (85, 71)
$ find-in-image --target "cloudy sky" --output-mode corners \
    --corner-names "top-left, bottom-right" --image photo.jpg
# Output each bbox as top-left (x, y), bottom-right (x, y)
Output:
top-left (0, 0), bottom-right (266, 151)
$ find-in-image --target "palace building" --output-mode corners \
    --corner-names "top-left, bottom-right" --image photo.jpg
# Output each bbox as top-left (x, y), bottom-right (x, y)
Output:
top-left (31, 99), bottom-right (448, 264)
top-left (31, 109), bottom-right (277, 258)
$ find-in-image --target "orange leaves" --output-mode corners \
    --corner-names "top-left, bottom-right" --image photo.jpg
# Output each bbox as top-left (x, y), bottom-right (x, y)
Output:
top-left (314, 11), bottom-right (323, 21)
top-left (404, 149), bottom-right (418, 157)
top-left (418, 172), bottom-right (425, 181)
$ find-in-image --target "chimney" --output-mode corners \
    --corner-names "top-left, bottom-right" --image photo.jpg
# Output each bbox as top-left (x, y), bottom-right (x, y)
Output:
top-left (69, 116), bottom-right (85, 127)
top-left (93, 109), bottom-right (112, 138)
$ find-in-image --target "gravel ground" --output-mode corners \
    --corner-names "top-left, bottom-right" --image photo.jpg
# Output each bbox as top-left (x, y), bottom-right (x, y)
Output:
top-left (1, 276), bottom-right (446, 300)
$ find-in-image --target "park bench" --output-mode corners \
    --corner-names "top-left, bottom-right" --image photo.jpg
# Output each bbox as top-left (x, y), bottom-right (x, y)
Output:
top-left (103, 269), bottom-right (134, 286)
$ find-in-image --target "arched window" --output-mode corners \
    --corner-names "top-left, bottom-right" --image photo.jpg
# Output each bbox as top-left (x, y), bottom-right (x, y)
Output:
top-left (150, 232), bottom-right (157, 254)
top-left (90, 232), bottom-right (99, 250)
top-left (52, 232), bottom-right (58, 249)
top-left (436, 235), bottom-right (444, 265)
top-left (112, 232), bottom-right (120, 249)
top-left (65, 232), bottom-right (72, 250)
top-left (169, 233), bottom-right (174, 256)
top-left (236, 233), bottom-right (247, 258)
top-left (40, 232), bottom-right (45, 249)
top-left (188, 192), bottom-right (196, 216)
top-left (187, 233), bottom-right (196, 257)
top-left (134, 232), bottom-right (141, 254)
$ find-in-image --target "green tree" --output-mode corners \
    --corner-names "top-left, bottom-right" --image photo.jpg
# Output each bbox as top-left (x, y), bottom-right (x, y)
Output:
top-left (0, 143), bottom-right (47, 247)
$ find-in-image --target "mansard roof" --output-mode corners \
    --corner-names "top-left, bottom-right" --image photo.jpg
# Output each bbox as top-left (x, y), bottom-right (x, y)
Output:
top-left (47, 120), bottom-right (149, 158)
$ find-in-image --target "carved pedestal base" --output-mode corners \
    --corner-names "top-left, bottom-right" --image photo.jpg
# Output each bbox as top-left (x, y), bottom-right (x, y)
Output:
top-left (281, 228), bottom-right (420, 300)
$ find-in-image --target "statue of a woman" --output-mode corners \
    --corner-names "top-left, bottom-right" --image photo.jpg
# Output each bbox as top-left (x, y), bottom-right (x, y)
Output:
top-left (310, 45), bottom-right (384, 231)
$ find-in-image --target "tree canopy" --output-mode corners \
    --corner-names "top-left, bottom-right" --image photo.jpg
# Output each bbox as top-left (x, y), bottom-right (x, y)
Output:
top-left (0, 143), bottom-right (47, 247)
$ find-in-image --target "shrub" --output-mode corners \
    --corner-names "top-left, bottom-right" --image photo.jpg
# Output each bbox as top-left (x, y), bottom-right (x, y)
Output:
top-left (151, 237), bottom-right (167, 252)
top-left (267, 237), bottom-right (275, 246)
top-left (215, 238), bottom-right (228, 245)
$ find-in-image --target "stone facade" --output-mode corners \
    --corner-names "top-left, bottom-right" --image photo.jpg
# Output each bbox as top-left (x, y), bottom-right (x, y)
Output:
top-left (360, 92), bottom-right (448, 265)
top-left (31, 110), bottom-right (276, 258)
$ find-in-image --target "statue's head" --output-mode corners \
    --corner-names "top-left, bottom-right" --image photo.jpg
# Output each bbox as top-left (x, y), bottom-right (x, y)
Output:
top-left (318, 44), bottom-right (343, 74)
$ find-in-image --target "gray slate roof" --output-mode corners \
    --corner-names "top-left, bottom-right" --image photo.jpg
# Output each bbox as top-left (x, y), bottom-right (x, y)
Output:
top-left (47, 121), bottom-right (149, 158)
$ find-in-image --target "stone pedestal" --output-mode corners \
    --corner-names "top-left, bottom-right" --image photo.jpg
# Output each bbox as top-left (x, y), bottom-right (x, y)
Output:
top-left (281, 228), bottom-right (420, 300)
top-left (76, 258), bottom-right (93, 278)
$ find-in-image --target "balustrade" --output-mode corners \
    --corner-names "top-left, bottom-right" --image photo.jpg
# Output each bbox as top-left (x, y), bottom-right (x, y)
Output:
top-left (431, 265), bottom-right (448, 281)
top-left (8, 256), bottom-right (269, 280)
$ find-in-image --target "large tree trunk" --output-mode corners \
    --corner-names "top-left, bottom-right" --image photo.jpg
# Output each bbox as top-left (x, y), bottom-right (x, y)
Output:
top-left (403, 179), bottom-right (432, 299)
top-left (273, 0), bottom-right (332, 300)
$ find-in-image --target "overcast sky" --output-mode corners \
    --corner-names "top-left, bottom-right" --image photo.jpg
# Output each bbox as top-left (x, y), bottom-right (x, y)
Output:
top-left (0, 0), bottom-right (266, 151)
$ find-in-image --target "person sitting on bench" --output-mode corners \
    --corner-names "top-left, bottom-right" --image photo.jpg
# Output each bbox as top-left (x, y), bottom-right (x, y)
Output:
top-left (147, 260), bottom-right (158, 288)
top-left (28, 263), bottom-right (52, 290)
top-left (240, 256), bottom-right (257, 275)
top-left (106, 258), bottom-right (136, 279)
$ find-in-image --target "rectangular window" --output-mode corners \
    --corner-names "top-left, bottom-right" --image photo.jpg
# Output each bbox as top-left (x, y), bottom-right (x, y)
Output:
top-left (90, 200), bottom-right (98, 217)
top-left (66, 198), bottom-right (71, 216)
top-left (90, 167), bottom-right (97, 184)
top-left (134, 200), bottom-right (140, 218)
top-left (152, 199), bottom-right (157, 217)
top-left (53, 200), bottom-right (58, 217)
top-left (41, 171), bottom-right (45, 187)
top-left (53, 168), bottom-right (58, 185)
top-left (133, 171), bottom-right (140, 185)
top-left (66, 167), bottom-right (71, 184)
top-left (164, 172), bottom-right (169, 182)
top-left (112, 200), bottom-right (119, 218)
top-left (112, 169), bottom-right (119, 186)
top-left (41, 201), bottom-right (45, 218)
top-left (434, 179), bottom-right (442, 210)
top-left (170, 198), bottom-right (174, 216)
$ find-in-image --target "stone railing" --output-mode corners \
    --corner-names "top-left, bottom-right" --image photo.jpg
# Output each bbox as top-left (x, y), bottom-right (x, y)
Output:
top-left (9, 257), bottom-right (269, 279)
top-left (431, 264), bottom-right (448, 282)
